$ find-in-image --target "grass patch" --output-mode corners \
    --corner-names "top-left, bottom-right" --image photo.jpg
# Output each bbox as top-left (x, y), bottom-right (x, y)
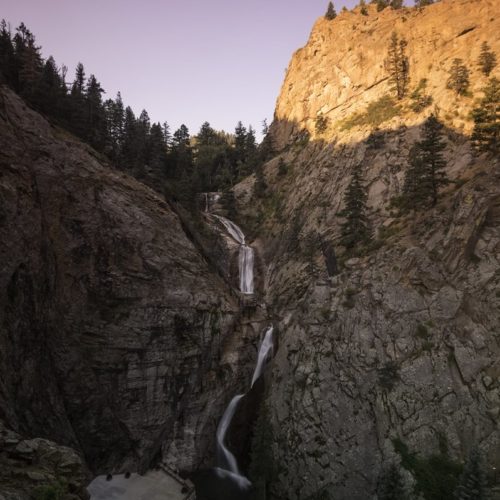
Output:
top-left (392, 438), bottom-right (463, 500)
top-left (378, 361), bottom-right (399, 391)
top-left (340, 96), bottom-right (401, 131)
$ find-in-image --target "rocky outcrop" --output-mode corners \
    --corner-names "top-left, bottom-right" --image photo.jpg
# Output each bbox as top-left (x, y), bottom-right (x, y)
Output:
top-left (0, 420), bottom-right (90, 500)
top-left (270, 0), bottom-right (499, 149)
top-left (0, 85), bottom-right (263, 486)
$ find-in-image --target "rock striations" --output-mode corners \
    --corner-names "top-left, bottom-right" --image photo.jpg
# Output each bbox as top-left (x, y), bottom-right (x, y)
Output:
top-left (0, 0), bottom-right (499, 499)
top-left (0, 86), bottom-right (263, 498)
top-left (239, 0), bottom-right (500, 498)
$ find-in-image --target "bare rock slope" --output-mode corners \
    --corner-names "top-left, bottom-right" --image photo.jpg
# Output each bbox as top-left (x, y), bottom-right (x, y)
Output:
top-left (0, 85), bottom-right (258, 490)
top-left (235, 0), bottom-right (500, 498)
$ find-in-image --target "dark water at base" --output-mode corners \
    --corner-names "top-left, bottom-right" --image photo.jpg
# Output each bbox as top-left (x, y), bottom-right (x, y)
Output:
top-left (193, 467), bottom-right (253, 500)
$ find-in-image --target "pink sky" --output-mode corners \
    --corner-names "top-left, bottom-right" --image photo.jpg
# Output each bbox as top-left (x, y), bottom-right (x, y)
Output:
top-left (3, 0), bottom-right (362, 138)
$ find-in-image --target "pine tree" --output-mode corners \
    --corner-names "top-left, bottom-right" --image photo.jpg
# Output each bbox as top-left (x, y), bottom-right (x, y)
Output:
top-left (325, 1), bottom-right (337, 20)
top-left (338, 166), bottom-right (372, 249)
top-left (471, 77), bottom-right (499, 155)
top-left (447, 58), bottom-right (470, 95)
top-left (14, 23), bottom-right (42, 100)
top-left (390, 0), bottom-right (404, 9)
top-left (402, 143), bottom-right (429, 209)
top-left (402, 114), bottom-right (448, 208)
top-left (85, 74), bottom-right (107, 150)
top-left (420, 114), bottom-right (448, 206)
top-left (377, 463), bottom-right (409, 500)
top-left (478, 41), bottom-right (497, 77)
top-left (371, 0), bottom-right (389, 12)
top-left (0, 20), bottom-right (15, 85)
top-left (148, 122), bottom-right (168, 186)
top-left (70, 62), bottom-right (87, 138)
top-left (197, 121), bottom-right (217, 146)
top-left (415, 0), bottom-right (434, 6)
top-left (455, 448), bottom-right (490, 500)
top-left (386, 32), bottom-right (409, 99)
top-left (359, 0), bottom-right (369, 15)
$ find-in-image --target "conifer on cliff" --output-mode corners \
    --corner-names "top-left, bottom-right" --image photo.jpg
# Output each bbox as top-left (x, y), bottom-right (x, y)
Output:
top-left (325, 1), bottom-right (337, 20)
top-left (447, 58), bottom-right (470, 95)
top-left (338, 166), bottom-right (372, 249)
top-left (402, 114), bottom-right (448, 208)
top-left (386, 32), bottom-right (409, 99)
top-left (478, 41), bottom-right (497, 77)
top-left (471, 77), bottom-right (500, 155)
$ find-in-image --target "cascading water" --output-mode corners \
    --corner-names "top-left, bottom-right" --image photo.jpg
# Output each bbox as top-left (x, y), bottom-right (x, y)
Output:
top-left (250, 326), bottom-right (274, 388)
top-left (215, 326), bottom-right (274, 489)
top-left (212, 214), bottom-right (254, 295)
top-left (216, 394), bottom-right (245, 475)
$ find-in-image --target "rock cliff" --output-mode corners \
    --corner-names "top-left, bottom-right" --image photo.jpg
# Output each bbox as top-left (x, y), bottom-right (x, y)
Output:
top-left (235, 0), bottom-right (500, 498)
top-left (0, 85), bottom-right (264, 496)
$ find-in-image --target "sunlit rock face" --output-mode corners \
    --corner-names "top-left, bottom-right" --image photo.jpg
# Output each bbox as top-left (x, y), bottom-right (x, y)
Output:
top-left (230, 0), bottom-right (500, 498)
top-left (0, 86), bottom-right (264, 482)
top-left (270, 0), bottom-right (499, 149)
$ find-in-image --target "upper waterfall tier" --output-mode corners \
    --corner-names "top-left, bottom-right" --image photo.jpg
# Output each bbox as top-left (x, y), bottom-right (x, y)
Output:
top-left (213, 214), bottom-right (254, 295)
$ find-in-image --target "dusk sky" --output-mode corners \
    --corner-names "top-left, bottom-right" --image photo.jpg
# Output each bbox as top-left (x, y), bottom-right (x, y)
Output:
top-left (3, 0), bottom-right (361, 139)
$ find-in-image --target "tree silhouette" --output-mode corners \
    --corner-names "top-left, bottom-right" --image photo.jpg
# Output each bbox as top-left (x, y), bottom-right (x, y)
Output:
top-left (447, 58), bottom-right (470, 95)
top-left (325, 1), bottom-right (337, 20)
top-left (478, 41), bottom-right (497, 77)
top-left (386, 32), bottom-right (409, 99)
top-left (338, 166), bottom-right (372, 249)
top-left (471, 77), bottom-right (499, 156)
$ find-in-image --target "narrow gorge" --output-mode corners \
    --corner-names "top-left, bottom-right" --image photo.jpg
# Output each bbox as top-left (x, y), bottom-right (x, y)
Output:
top-left (0, 0), bottom-right (499, 499)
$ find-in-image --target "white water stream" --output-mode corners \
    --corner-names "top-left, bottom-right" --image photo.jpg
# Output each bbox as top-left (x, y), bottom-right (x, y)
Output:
top-left (212, 214), bottom-right (254, 294)
top-left (215, 326), bottom-right (274, 487)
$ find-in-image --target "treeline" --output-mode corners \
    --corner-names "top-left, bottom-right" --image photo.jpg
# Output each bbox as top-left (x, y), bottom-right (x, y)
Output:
top-left (325, 0), bottom-right (442, 18)
top-left (0, 20), bottom-right (274, 208)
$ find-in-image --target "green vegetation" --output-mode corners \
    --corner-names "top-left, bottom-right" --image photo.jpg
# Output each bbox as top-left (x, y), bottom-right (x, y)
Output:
top-left (410, 79), bottom-right (433, 112)
top-left (447, 58), bottom-right (470, 96)
top-left (359, 0), bottom-right (369, 15)
top-left (0, 19), bottom-right (273, 216)
top-left (377, 463), bottom-right (410, 500)
top-left (390, 0), bottom-right (404, 9)
top-left (315, 113), bottom-right (329, 135)
top-left (415, 0), bottom-right (434, 6)
top-left (325, 1), bottom-right (337, 20)
top-left (277, 158), bottom-right (289, 176)
top-left (34, 482), bottom-right (67, 500)
top-left (386, 32), bottom-right (410, 99)
top-left (471, 77), bottom-right (499, 156)
top-left (416, 322), bottom-right (429, 339)
top-left (455, 448), bottom-right (491, 500)
top-left (372, 0), bottom-right (389, 12)
top-left (338, 166), bottom-right (372, 249)
top-left (478, 41), bottom-right (497, 77)
top-left (340, 96), bottom-right (400, 130)
top-left (378, 361), bottom-right (399, 390)
top-left (402, 114), bottom-right (448, 208)
top-left (393, 437), bottom-right (463, 500)
top-left (366, 128), bottom-right (385, 149)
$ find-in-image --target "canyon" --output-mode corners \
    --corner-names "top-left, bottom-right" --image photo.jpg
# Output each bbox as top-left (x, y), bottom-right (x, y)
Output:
top-left (1, 0), bottom-right (500, 498)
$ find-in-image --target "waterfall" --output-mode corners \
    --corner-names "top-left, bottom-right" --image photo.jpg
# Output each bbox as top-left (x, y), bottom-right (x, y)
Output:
top-left (212, 214), bottom-right (254, 295)
top-left (216, 394), bottom-right (245, 475)
top-left (251, 326), bottom-right (274, 387)
top-left (239, 246), bottom-right (254, 294)
top-left (215, 326), bottom-right (274, 487)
